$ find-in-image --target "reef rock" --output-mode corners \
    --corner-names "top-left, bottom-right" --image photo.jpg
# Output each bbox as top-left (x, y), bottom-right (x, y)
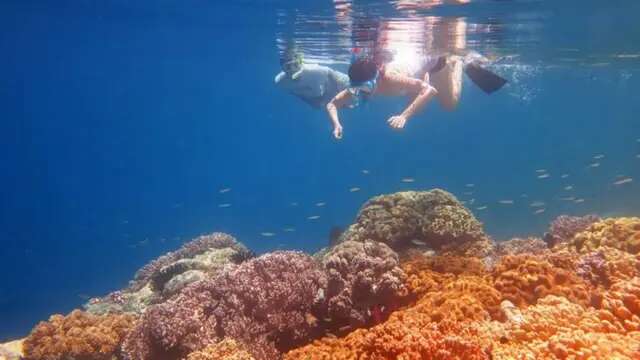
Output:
top-left (122, 251), bottom-right (327, 360)
top-left (340, 189), bottom-right (493, 257)
top-left (496, 237), bottom-right (548, 257)
top-left (85, 232), bottom-right (253, 315)
top-left (186, 339), bottom-right (255, 360)
top-left (22, 310), bottom-right (136, 360)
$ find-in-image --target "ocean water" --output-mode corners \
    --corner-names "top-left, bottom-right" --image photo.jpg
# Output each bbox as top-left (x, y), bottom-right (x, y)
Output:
top-left (1, 0), bottom-right (639, 342)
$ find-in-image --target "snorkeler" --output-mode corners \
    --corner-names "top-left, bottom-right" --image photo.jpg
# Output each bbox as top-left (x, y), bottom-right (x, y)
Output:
top-left (275, 48), bottom-right (350, 109)
top-left (326, 57), bottom-right (438, 139)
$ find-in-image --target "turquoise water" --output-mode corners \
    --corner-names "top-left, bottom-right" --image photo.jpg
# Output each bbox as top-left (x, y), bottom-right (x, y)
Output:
top-left (1, 0), bottom-right (639, 340)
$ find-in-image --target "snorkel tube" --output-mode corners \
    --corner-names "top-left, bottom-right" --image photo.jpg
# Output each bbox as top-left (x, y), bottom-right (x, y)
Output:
top-left (348, 55), bottom-right (380, 106)
top-left (280, 48), bottom-right (304, 80)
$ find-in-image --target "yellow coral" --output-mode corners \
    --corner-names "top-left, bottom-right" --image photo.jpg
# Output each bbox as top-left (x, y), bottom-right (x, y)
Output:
top-left (567, 217), bottom-right (640, 254)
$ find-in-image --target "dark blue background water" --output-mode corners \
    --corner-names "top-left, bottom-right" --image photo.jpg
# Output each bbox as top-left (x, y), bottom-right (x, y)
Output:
top-left (1, 0), bottom-right (639, 340)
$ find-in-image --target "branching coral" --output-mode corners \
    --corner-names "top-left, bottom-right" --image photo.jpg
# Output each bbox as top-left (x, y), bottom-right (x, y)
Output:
top-left (122, 251), bottom-right (327, 360)
top-left (492, 255), bottom-right (595, 308)
top-left (565, 217), bottom-right (640, 254)
top-left (339, 189), bottom-right (491, 256)
top-left (321, 240), bottom-right (408, 329)
top-left (22, 310), bottom-right (136, 360)
top-left (544, 214), bottom-right (600, 248)
top-left (186, 339), bottom-right (255, 360)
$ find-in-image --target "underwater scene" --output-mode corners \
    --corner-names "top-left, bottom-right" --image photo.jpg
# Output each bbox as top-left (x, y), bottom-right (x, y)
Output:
top-left (1, 0), bottom-right (640, 359)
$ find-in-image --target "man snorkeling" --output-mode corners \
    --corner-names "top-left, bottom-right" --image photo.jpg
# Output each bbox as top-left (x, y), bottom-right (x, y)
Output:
top-left (275, 48), bottom-right (350, 109)
top-left (326, 57), bottom-right (438, 139)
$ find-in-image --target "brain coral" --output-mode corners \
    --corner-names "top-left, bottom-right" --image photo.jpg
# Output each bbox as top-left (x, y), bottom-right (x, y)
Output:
top-left (544, 214), bottom-right (600, 248)
top-left (22, 310), bottom-right (136, 360)
top-left (339, 189), bottom-right (491, 256)
top-left (186, 339), bottom-right (255, 360)
top-left (321, 240), bottom-right (408, 329)
top-left (565, 217), bottom-right (640, 254)
top-left (492, 255), bottom-right (594, 308)
top-left (284, 314), bottom-right (490, 360)
top-left (122, 251), bottom-right (327, 360)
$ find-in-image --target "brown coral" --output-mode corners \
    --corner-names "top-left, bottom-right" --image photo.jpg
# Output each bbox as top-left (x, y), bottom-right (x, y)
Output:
top-left (339, 189), bottom-right (492, 256)
top-left (186, 339), bottom-right (255, 360)
top-left (566, 217), bottom-right (640, 254)
top-left (22, 310), bottom-right (136, 360)
top-left (492, 255), bottom-right (594, 308)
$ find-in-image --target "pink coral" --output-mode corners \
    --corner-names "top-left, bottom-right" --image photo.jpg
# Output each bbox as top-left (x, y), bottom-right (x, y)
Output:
top-left (122, 251), bottom-right (327, 360)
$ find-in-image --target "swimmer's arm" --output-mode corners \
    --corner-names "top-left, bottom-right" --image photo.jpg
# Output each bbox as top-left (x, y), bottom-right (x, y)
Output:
top-left (325, 89), bottom-right (352, 128)
top-left (387, 72), bottom-right (437, 121)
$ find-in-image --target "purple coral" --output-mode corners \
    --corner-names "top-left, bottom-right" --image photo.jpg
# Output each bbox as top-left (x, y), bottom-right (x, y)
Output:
top-left (122, 251), bottom-right (327, 360)
top-left (321, 240), bottom-right (408, 330)
top-left (544, 215), bottom-right (600, 248)
top-left (575, 251), bottom-right (608, 286)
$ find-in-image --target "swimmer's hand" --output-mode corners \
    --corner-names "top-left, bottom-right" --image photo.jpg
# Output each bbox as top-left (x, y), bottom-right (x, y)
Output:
top-left (333, 124), bottom-right (343, 139)
top-left (388, 115), bottom-right (407, 129)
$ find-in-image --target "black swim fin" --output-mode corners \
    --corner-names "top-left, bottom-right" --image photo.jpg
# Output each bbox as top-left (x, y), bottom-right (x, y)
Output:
top-left (464, 62), bottom-right (507, 94)
top-left (428, 56), bottom-right (448, 75)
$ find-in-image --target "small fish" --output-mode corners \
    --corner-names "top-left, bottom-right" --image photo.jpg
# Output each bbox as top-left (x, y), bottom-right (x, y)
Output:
top-left (560, 196), bottom-right (576, 201)
top-left (121, 220), bottom-right (129, 224)
top-left (613, 177), bottom-right (633, 186)
top-left (564, 185), bottom-right (573, 191)
top-left (349, 187), bottom-right (361, 192)
top-left (362, 169), bottom-right (370, 175)
top-left (307, 215), bottom-right (321, 220)
top-left (588, 162), bottom-right (600, 168)
top-left (283, 227), bottom-right (296, 232)
top-left (520, 194), bottom-right (529, 198)
top-left (498, 200), bottom-right (514, 205)
top-left (535, 169), bottom-right (547, 173)
top-left (561, 174), bottom-right (570, 178)
top-left (476, 206), bottom-right (488, 210)
top-left (411, 239), bottom-right (427, 246)
top-left (316, 202), bottom-right (326, 207)
top-left (537, 173), bottom-right (551, 179)
top-left (290, 202), bottom-right (299, 207)
top-left (529, 201), bottom-right (545, 208)
top-left (329, 226), bottom-right (344, 246)
top-left (574, 198), bottom-right (585, 203)
top-left (465, 183), bottom-right (475, 188)
top-left (468, 198), bottom-right (476, 205)
top-left (464, 191), bottom-right (473, 195)
top-left (401, 177), bottom-right (415, 183)
top-left (219, 188), bottom-right (232, 194)
top-left (593, 154), bottom-right (605, 159)
top-left (260, 232), bottom-right (276, 237)
top-left (533, 208), bottom-right (546, 214)
top-left (218, 203), bottom-right (232, 208)
top-left (636, 154), bottom-right (640, 159)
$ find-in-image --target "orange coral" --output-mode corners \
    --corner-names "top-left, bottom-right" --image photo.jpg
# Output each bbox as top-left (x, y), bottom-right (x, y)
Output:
top-left (414, 255), bottom-right (488, 277)
top-left (401, 257), bottom-right (453, 298)
top-left (22, 310), bottom-right (136, 360)
top-left (599, 276), bottom-right (640, 332)
top-left (284, 313), bottom-right (490, 360)
top-left (186, 339), bottom-right (255, 360)
top-left (566, 217), bottom-right (640, 254)
top-left (492, 255), bottom-right (594, 308)
top-left (472, 296), bottom-right (640, 359)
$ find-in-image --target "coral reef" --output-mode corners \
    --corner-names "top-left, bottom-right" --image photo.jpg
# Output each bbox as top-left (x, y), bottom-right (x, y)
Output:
top-left (0, 339), bottom-right (23, 360)
top-left (122, 251), bottom-right (327, 360)
top-left (544, 214), bottom-right (600, 248)
top-left (340, 189), bottom-right (492, 256)
top-left (85, 232), bottom-right (253, 315)
top-left (492, 255), bottom-right (595, 308)
top-left (186, 339), bottom-right (255, 360)
top-left (321, 240), bottom-right (408, 329)
top-left (564, 217), bottom-right (640, 254)
top-left (495, 237), bottom-right (548, 257)
top-left (22, 310), bottom-right (136, 360)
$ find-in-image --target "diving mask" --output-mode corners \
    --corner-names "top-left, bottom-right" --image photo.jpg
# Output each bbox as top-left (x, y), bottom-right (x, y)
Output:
top-left (348, 71), bottom-right (379, 97)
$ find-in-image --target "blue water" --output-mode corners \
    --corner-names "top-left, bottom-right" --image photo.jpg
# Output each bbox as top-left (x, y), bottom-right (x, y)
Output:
top-left (1, 0), bottom-right (639, 340)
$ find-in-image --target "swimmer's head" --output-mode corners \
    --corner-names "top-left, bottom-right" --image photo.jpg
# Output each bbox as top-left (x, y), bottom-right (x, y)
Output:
top-left (280, 48), bottom-right (304, 80)
top-left (348, 59), bottom-right (379, 85)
